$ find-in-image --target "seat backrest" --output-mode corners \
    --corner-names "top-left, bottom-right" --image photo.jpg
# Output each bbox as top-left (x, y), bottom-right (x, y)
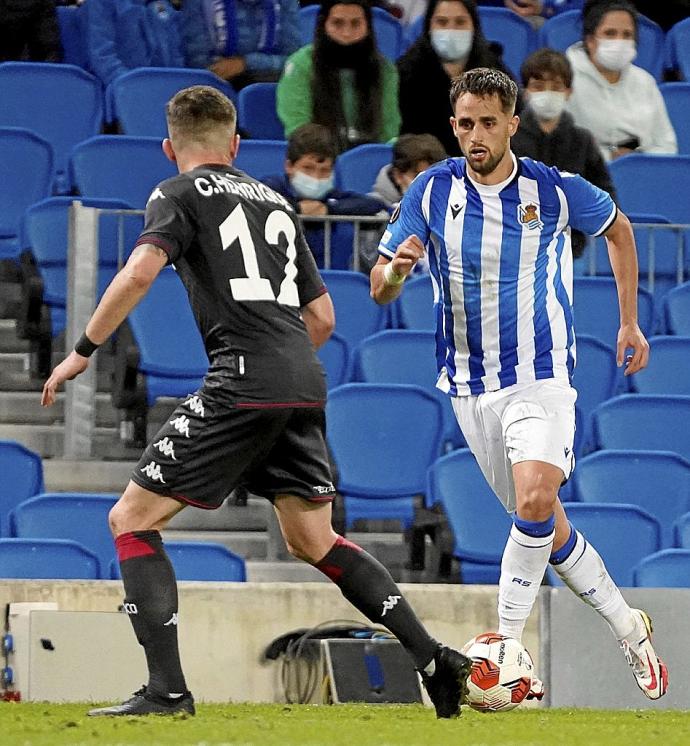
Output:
top-left (632, 336), bottom-right (690, 395)
top-left (317, 332), bottom-right (350, 389)
top-left (571, 334), bottom-right (617, 431)
top-left (427, 450), bottom-right (512, 563)
top-left (666, 18), bottom-right (690, 79)
top-left (675, 511), bottom-right (690, 548)
top-left (326, 383), bottom-right (443, 497)
top-left (395, 273), bottom-right (436, 331)
top-left (70, 136), bottom-right (177, 208)
top-left (660, 83), bottom-right (690, 156)
top-left (0, 441), bottom-right (44, 537)
top-left (573, 450), bottom-right (690, 547)
top-left (593, 394), bottom-right (690, 461)
top-left (562, 503), bottom-right (661, 586)
top-left (56, 5), bottom-right (89, 68)
top-left (633, 549), bottom-right (690, 588)
top-left (477, 7), bottom-right (536, 78)
top-left (233, 140), bottom-right (287, 181)
top-left (665, 282), bottom-right (690, 335)
top-left (0, 538), bottom-right (100, 579)
top-left (335, 144), bottom-right (394, 194)
top-left (238, 83), bottom-right (283, 140)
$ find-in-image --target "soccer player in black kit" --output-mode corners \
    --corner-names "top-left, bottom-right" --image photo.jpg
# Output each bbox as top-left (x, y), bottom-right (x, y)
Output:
top-left (41, 86), bottom-right (470, 718)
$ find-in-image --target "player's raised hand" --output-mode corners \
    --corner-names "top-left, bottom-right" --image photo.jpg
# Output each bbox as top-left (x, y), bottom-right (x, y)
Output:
top-left (616, 323), bottom-right (650, 376)
top-left (41, 351), bottom-right (90, 407)
top-left (391, 234), bottom-right (425, 280)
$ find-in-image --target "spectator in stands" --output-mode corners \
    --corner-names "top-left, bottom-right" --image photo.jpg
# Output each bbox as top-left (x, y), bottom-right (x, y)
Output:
top-left (85, 0), bottom-right (185, 86)
top-left (263, 123), bottom-right (389, 268)
top-left (277, 0), bottom-right (401, 153)
top-left (512, 48), bottom-right (616, 257)
top-left (502, 0), bottom-right (579, 26)
top-left (397, 0), bottom-right (517, 156)
top-left (0, 0), bottom-right (62, 62)
top-left (180, 0), bottom-right (302, 88)
top-left (566, 0), bottom-right (677, 160)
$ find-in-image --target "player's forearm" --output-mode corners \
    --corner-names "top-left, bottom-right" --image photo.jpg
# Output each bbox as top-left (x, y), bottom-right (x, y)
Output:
top-left (605, 213), bottom-right (639, 326)
top-left (370, 263), bottom-right (405, 305)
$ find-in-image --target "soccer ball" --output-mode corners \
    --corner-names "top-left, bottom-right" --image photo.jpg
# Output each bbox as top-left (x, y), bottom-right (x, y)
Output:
top-left (461, 632), bottom-right (534, 712)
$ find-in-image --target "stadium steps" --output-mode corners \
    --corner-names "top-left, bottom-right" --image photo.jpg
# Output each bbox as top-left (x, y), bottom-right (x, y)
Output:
top-left (0, 319), bottom-right (29, 352)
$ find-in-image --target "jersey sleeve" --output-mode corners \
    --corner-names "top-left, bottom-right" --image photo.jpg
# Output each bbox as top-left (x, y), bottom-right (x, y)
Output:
top-left (377, 173), bottom-right (431, 259)
top-left (295, 224), bottom-right (327, 307)
top-left (560, 172), bottom-right (617, 237)
top-left (135, 186), bottom-right (195, 264)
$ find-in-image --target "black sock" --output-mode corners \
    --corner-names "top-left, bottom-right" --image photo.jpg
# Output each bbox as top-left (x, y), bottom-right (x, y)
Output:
top-left (115, 530), bottom-right (188, 697)
top-left (315, 535), bottom-right (438, 669)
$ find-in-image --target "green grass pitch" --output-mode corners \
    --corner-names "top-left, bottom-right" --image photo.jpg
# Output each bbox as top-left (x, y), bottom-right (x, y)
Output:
top-left (2, 703), bottom-right (690, 746)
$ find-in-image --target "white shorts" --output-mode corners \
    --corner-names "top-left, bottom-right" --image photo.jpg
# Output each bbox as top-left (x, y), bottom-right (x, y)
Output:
top-left (451, 379), bottom-right (577, 513)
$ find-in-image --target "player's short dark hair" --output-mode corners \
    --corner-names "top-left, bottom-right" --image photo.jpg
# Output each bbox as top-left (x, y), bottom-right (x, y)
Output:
top-left (520, 48), bottom-right (573, 88)
top-left (286, 124), bottom-right (337, 164)
top-left (582, 0), bottom-right (638, 41)
top-left (392, 134), bottom-right (447, 173)
top-left (166, 85), bottom-right (237, 141)
top-left (449, 68), bottom-right (518, 115)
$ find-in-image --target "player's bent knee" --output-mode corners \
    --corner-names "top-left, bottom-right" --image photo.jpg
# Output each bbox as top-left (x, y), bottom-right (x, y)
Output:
top-left (517, 486), bottom-right (558, 521)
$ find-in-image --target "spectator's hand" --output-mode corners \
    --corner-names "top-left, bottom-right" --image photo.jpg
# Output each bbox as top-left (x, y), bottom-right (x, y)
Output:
top-left (616, 323), bottom-right (649, 376)
top-left (611, 147), bottom-right (635, 160)
top-left (391, 234), bottom-right (425, 279)
top-left (210, 56), bottom-right (247, 80)
top-left (299, 200), bottom-right (328, 216)
top-left (505, 0), bottom-right (543, 17)
top-left (41, 351), bottom-right (89, 407)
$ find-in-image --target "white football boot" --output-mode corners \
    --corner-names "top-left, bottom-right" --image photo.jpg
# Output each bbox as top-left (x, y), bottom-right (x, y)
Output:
top-left (619, 609), bottom-right (669, 700)
top-left (526, 675), bottom-right (544, 701)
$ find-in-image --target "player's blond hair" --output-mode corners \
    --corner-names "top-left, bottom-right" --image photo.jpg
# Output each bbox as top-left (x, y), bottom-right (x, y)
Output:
top-left (166, 85), bottom-right (237, 149)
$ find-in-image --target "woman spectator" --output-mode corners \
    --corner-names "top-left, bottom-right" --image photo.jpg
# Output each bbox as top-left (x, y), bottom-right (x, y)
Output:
top-left (277, 0), bottom-right (400, 152)
top-left (566, 0), bottom-right (677, 160)
top-left (397, 0), bottom-right (517, 155)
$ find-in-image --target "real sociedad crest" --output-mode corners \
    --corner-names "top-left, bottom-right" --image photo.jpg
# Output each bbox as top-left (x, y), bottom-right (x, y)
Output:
top-left (517, 202), bottom-right (543, 231)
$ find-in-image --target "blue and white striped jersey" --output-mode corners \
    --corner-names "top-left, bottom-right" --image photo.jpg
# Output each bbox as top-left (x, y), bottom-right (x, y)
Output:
top-left (378, 154), bottom-right (617, 396)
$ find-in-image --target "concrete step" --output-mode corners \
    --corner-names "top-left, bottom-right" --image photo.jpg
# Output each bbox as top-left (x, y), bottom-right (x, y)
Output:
top-left (245, 560), bottom-right (328, 583)
top-left (168, 497), bottom-right (269, 532)
top-left (0, 319), bottom-right (29, 352)
top-left (162, 529), bottom-right (270, 561)
top-left (43, 458), bottom-right (136, 493)
top-left (0, 352), bottom-right (30, 374)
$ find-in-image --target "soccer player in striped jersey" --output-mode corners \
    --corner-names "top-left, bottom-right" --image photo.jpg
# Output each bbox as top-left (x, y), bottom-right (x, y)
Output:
top-left (371, 68), bottom-right (668, 700)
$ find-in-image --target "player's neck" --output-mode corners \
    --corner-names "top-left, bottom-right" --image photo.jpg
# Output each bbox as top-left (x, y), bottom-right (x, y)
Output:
top-left (467, 150), bottom-right (515, 187)
top-left (176, 152), bottom-right (232, 173)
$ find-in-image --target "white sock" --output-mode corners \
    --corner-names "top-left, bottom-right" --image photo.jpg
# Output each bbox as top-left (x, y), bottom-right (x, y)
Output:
top-left (497, 524), bottom-right (555, 642)
top-left (551, 529), bottom-right (636, 640)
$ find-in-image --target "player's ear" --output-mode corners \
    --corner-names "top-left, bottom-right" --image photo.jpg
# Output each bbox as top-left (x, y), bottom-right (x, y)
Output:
top-left (229, 133), bottom-right (241, 162)
top-left (162, 138), bottom-right (177, 163)
top-left (509, 115), bottom-right (520, 137)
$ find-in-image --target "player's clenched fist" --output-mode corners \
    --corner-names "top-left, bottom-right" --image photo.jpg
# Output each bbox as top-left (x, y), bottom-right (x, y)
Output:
top-left (391, 234), bottom-right (425, 279)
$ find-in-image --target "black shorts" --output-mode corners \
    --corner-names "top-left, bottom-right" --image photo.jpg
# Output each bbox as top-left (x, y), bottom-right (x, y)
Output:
top-left (131, 389), bottom-right (336, 509)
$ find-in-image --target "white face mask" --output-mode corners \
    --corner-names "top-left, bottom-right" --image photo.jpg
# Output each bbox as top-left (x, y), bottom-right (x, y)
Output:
top-left (594, 39), bottom-right (636, 72)
top-left (430, 29), bottom-right (473, 62)
top-left (528, 91), bottom-right (567, 121)
top-left (290, 171), bottom-right (334, 200)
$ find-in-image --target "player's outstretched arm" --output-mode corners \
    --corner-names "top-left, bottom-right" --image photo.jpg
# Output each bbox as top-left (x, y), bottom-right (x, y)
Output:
top-left (604, 211), bottom-right (650, 376)
top-left (302, 292), bottom-right (335, 350)
top-left (41, 244), bottom-right (168, 407)
top-left (370, 234), bottom-right (425, 305)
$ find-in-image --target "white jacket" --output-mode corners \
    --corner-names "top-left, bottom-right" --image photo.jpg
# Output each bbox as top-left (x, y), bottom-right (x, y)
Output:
top-left (565, 43), bottom-right (677, 162)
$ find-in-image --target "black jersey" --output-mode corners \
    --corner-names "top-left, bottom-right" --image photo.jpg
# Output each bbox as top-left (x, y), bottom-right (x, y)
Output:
top-left (135, 163), bottom-right (327, 405)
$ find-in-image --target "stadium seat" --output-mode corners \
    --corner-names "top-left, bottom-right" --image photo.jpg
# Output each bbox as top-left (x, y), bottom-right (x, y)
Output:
top-left (11, 493), bottom-right (118, 572)
top-left (326, 383), bottom-right (443, 528)
top-left (632, 336), bottom-right (690, 395)
top-left (353, 330), bottom-right (465, 451)
top-left (572, 450), bottom-right (690, 548)
top-left (0, 538), bottom-right (100, 580)
top-left (395, 274), bottom-right (436, 331)
top-left (0, 128), bottom-right (53, 261)
top-left (107, 68), bottom-right (237, 136)
top-left (477, 7), bottom-right (537, 79)
top-left (674, 511), bottom-right (690, 548)
top-left (592, 394), bottom-right (690, 462)
top-left (335, 144), bottom-right (394, 194)
top-left (0, 441), bottom-right (44, 538)
top-left (233, 140), bottom-right (287, 180)
top-left (0, 62), bottom-right (102, 193)
top-left (632, 549), bottom-right (690, 588)
top-left (56, 4), bottom-right (88, 69)
top-left (70, 136), bottom-right (177, 208)
top-left (664, 282), bottom-right (690, 335)
top-left (561, 503), bottom-right (661, 587)
top-left (427, 449), bottom-right (511, 584)
top-left (660, 83), bottom-right (690, 156)
top-left (320, 270), bottom-right (388, 347)
top-left (238, 83), bottom-right (283, 140)
top-left (317, 332), bottom-right (350, 389)
top-left (665, 17), bottom-right (690, 80)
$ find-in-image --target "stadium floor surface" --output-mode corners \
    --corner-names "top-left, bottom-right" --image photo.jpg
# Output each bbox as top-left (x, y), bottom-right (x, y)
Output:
top-left (2, 702), bottom-right (689, 745)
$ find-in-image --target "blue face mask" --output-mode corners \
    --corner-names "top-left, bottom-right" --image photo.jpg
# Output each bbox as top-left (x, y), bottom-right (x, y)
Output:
top-left (430, 29), bottom-right (473, 62)
top-left (290, 171), bottom-right (334, 200)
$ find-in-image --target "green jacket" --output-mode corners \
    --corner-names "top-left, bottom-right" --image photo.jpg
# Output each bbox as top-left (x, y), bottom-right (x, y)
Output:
top-left (276, 44), bottom-right (401, 148)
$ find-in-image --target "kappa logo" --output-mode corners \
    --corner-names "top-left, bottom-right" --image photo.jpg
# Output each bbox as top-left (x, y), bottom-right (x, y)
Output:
top-left (140, 460), bottom-right (166, 483)
top-left (517, 202), bottom-right (544, 231)
top-left (163, 613), bottom-right (178, 627)
top-left (154, 437), bottom-right (177, 460)
top-left (450, 203), bottom-right (464, 220)
top-left (184, 395), bottom-right (205, 418)
top-left (147, 187), bottom-right (166, 203)
top-left (170, 414), bottom-right (191, 438)
top-left (381, 594), bottom-right (401, 617)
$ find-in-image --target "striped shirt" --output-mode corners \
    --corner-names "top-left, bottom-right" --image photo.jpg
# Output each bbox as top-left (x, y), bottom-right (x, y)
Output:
top-left (378, 153), bottom-right (617, 396)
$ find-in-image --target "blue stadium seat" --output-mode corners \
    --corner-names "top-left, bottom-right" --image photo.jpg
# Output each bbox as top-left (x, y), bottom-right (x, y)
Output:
top-left (238, 83), bottom-right (283, 140)
top-left (592, 394), bottom-right (690, 461)
top-left (561, 503), bottom-right (661, 587)
top-left (317, 332), bottom-right (350, 389)
top-left (632, 336), bottom-right (690, 395)
top-left (11, 493), bottom-right (118, 572)
top-left (665, 17), bottom-right (690, 80)
top-left (402, 15), bottom-right (424, 53)
top-left (427, 449), bottom-right (511, 584)
top-left (0, 62), bottom-right (102, 193)
top-left (56, 5), bottom-right (88, 69)
top-left (573, 277), bottom-right (653, 348)
top-left (0, 128), bottom-right (53, 261)
top-left (633, 549), bottom-right (690, 588)
top-left (395, 274), bottom-right (436, 331)
top-left (660, 83), bottom-right (690, 156)
top-left (0, 538), bottom-right (100, 580)
top-left (335, 144), bottom-right (394, 194)
top-left (674, 511), bottom-right (690, 548)
top-left (326, 384), bottom-right (443, 528)
top-left (321, 270), bottom-right (388, 347)
top-left (572, 450), bottom-right (690, 548)
top-left (233, 140), bottom-right (287, 180)
top-left (107, 68), bottom-right (237, 136)
top-left (70, 136), bottom-right (177, 208)
top-left (477, 7), bottom-right (536, 78)
top-left (0, 441), bottom-right (44, 538)
top-left (664, 282), bottom-right (690, 335)
top-left (353, 330), bottom-right (465, 451)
